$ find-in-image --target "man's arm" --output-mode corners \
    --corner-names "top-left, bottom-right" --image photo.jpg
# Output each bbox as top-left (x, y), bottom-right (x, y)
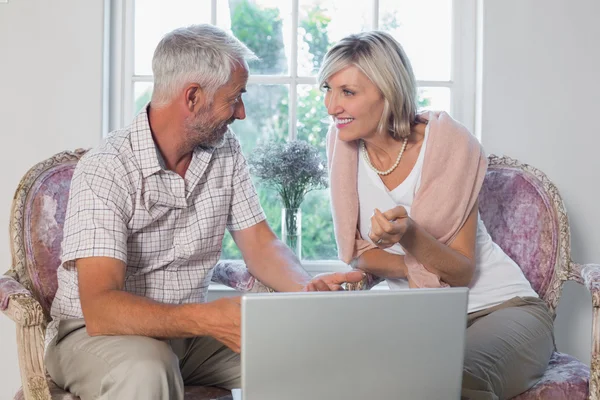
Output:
top-left (229, 221), bottom-right (311, 292)
top-left (77, 257), bottom-right (242, 352)
top-left (230, 221), bottom-right (365, 292)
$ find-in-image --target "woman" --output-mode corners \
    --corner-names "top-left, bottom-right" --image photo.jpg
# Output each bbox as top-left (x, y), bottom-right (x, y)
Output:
top-left (319, 31), bottom-right (554, 400)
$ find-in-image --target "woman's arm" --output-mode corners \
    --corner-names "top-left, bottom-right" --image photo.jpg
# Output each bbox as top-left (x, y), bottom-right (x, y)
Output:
top-left (351, 248), bottom-right (408, 280)
top-left (370, 202), bottom-right (479, 287)
top-left (400, 203), bottom-right (478, 287)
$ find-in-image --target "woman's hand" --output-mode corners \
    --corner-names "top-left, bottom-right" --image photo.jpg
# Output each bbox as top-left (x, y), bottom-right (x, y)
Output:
top-left (368, 206), bottom-right (411, 249)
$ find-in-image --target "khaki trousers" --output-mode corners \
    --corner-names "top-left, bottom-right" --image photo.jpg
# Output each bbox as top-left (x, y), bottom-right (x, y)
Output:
top-left (45, 319), bottom-right (240, 400)
top-left (461, 296), bottom-right (555, 400)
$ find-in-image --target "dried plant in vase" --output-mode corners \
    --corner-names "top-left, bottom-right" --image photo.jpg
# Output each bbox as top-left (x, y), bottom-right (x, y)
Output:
top-left (248, 140), bottom-right (328, 258)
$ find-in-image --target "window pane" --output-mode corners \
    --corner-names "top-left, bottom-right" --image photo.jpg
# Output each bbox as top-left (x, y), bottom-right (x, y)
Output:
top-left (221, 84), bottom-right (289, 260)
top-left (380, 0), bottom-right (452, 81)
top-left (225, 0), bottom-right (292, 75)
top-left (418, 87), bottom-right (451, 113)
top-left (134, 0), bottom-right (212, 75)
top-left (223, 189), bottom-right (336, 261)
top-left (296, 84), bottom-right (336, 260)
top-left (134, 82), bottom-right (153, 115)
top-left (232, 84), bottom-right (289, 154)
top-left (300, 190), bottom-right (337, 260)
top-left (298, 0), bottom-right (373, 76)
top-left (296, 84), bottom-right (329, 159)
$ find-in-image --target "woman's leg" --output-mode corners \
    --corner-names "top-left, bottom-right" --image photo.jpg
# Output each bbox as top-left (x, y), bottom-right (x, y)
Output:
top-left (461, 297), bottom-right (555, 400)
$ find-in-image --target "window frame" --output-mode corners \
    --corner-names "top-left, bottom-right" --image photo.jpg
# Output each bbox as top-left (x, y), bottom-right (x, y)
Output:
top-left (106, 0), bottom-right (477, 273)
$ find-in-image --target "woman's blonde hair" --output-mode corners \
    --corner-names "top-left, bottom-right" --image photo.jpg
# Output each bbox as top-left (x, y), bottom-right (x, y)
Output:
top-left (318, 31), bottom-right (418, 139)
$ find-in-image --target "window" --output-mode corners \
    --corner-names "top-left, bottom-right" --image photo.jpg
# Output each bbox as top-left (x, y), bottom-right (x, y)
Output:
top-left (109, 0), bottom-right (476, 272)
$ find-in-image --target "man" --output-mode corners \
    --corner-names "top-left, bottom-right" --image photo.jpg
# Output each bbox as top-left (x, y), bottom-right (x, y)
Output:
top-left (45, 24), bottom-right (363, 400)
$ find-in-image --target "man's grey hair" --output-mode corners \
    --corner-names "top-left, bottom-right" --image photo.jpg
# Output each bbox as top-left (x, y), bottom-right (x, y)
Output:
top-left (318, 31), bottom-right (418, 139)
top-left (151, 24), bottom-right (257, 107)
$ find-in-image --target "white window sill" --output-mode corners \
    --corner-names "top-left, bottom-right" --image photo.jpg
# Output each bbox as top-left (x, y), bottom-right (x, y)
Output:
top-left (219, 259), bottom-right (352, 275)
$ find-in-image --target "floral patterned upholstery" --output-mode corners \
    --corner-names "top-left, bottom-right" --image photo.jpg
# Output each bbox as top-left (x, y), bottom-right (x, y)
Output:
top-left (478, 167), bottom-right (558, 298)
top-left (210, 260), bottom-right (273, 293)
top-left (20, 164), bottom-right (75, 317)
top-left (513, 352), bottom-right (590, 400)
top-left (477, 160), bottom-right (594, 399)
top-left (0, 275), bottom-right (30, 310)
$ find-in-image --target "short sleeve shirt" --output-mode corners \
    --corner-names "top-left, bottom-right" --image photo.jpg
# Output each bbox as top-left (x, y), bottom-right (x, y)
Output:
top-left (45, 109), bottom-right (265, 349)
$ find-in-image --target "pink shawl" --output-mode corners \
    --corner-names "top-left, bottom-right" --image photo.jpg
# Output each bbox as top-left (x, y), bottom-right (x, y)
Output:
top-left (326, 111), bottom-right (487, 288)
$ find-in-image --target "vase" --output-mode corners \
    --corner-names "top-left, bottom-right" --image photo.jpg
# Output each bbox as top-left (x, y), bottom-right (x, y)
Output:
top-left (281, 208), bottom-right (302, 259)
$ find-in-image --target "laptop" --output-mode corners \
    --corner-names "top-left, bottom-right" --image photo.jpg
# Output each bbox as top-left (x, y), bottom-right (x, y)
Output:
top-left (239, 288), bottom-right (468, 400)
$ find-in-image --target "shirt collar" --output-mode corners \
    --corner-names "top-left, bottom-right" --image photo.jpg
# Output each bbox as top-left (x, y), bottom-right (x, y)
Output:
top-left (129, 107), bottom-right (163, 179)
top-left (129, 106), bottom-right (229, 181)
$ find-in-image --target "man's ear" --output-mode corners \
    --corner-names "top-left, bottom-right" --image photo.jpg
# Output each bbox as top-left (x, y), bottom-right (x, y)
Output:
top-left (184, 84), bottom-right (204, 112)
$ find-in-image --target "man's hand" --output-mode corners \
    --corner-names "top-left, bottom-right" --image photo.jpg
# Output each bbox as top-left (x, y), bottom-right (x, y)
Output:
top-left (369, 206), bottom-right (411, 249)
top-left (302, 270), bottom-right (365, 291)
top-left (205, 297), bottom-right (242, 353)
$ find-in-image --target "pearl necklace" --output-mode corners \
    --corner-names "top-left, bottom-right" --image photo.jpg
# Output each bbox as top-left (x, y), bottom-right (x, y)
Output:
top-left (360, 137), bottom-right (409, 176)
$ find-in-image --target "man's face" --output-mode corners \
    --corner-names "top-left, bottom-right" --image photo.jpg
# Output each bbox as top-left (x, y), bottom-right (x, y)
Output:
top-left (185, 63), bottom-right (249, 148)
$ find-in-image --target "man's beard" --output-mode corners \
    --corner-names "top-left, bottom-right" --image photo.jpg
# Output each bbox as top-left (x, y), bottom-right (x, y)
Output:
top-left (184, 106), bottom-right (234, 149)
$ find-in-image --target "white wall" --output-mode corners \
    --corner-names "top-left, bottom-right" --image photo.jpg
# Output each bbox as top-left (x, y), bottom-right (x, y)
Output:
top-left (0, 1), bottom-right (105, 398)
top-left (480, 0), bottom-right (600, 364)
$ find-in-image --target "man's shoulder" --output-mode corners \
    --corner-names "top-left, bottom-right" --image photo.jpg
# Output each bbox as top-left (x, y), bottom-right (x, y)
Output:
top-left (75, 129), bottom-right (139, 191)
top-left (78, 129), bottom-right (134, 173)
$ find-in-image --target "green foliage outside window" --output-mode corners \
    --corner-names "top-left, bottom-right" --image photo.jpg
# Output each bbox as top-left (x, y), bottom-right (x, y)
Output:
top-left (230, 0), bottom-right (286, 75)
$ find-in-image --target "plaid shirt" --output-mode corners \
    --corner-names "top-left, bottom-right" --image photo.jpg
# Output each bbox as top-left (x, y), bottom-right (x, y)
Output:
top-left (45, 109), bottom-right (265, 349)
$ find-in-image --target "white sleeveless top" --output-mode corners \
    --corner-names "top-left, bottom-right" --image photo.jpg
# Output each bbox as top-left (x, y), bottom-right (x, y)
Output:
top-left (357, 125), bottom-right (537, 313)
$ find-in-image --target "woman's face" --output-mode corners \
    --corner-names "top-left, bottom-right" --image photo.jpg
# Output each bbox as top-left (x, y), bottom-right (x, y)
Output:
top-left (323, 65), bottom-right (385, 142)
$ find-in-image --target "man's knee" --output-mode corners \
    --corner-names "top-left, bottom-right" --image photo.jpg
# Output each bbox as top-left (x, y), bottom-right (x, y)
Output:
top-left (213, 362), bottom-right (241, 390)
top-left (101, 338), bottom-right (184, 399)
top-left (48, 334), bottom-right (184, 399)
top-left (113, 338), bottom-right (180, 378)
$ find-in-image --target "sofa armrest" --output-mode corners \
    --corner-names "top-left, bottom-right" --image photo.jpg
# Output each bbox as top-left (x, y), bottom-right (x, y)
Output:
top-left (344, 272), bottom-right (384, 291)
top-left (570, 263), bottom-right (600, 399)
top-left (579, 263), bottom-right (600, 307)
top-left (0, 274), bottom-right (51, 399)
top-left (0, 275), bottom-right (45, 326)
top-left (1, 274), bottom-right (31, 310)
top-left (212, 261), bottom-right (274, 293)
